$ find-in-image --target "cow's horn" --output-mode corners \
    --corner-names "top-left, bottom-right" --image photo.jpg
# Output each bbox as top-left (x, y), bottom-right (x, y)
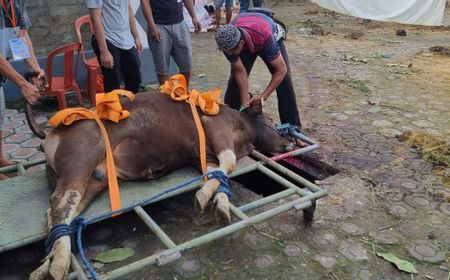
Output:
top-left (25, 102), bottom-right (46, 139)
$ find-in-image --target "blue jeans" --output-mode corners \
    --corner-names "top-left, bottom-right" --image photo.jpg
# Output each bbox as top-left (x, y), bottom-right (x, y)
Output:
top-left (239, 0), bottom-right (262, 14)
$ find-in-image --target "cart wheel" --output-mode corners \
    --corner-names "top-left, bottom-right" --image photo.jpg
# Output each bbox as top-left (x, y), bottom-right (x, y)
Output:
top-left (303, 200), bottom-right (316, 222)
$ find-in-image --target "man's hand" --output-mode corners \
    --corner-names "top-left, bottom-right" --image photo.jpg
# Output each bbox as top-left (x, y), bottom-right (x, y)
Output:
top-left (240, 95), bottom-right (251, 110)
top-left (100, 49), bottom-right (114, 69)
top-left (249, 95), bottom-right (265, 106)
top-left (135, 37), bottom-right (143, 54)
top-left (192, 17), bottom-right (201, 33)
top-left (19, 81), bottom-right (40, 104)
top-left (35, 68), bottom-right (45, 80)
top-left (149, 25), bottom-right (161, 42)
top-left (33, 68), bottom-right (47, 92)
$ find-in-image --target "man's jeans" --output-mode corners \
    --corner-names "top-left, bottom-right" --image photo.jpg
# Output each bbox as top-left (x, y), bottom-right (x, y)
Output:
top-left (239, 0), bottom-right (262, 14)
top-left (224, 41), bottom-right (302, 127)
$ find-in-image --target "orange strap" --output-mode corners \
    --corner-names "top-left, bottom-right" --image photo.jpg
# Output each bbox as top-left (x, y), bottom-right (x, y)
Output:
top-left (159, 74), bottom-right (221, 174)
top-left (159, 74), bottom-right (221, 116)
top-left (49, 89), bottom-right (135, 214)
top-left (1, 0), bottom-right (16, 30)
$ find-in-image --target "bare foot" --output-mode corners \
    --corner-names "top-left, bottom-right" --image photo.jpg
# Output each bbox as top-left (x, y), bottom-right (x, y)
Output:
top-left (0, 173), bottom-right (10, 180)
top-left (0, 158), bottom-right (15, 168)
top-left (295, 138), bottom-right (309, 148)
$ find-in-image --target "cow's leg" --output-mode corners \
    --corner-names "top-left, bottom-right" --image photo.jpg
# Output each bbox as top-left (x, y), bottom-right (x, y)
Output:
top-left (213, 192), bottom-right (231, 225)
top-left (33, 162), bottom-right (107, 280)
top-left (75, 164), bottom-right (108, 216)
top-left (30, 177), bottom-right (88, 280)
top-left (195, 149), bottom-right (236, 224)
top-left (194, 162), bottom-right (220, 214)
top-left (44, 180), bottom-right (102, 236)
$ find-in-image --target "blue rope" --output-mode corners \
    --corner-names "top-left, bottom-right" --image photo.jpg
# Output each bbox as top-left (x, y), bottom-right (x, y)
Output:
top-left (44, 170), bottom-right (227, 279)
top-left (45, 224), bottom-right (72, 254)
top-left (210, 170), bottom-right (232, 198)
top-left (71, 216), bottom-right (98, 280)
top-left (276, 123), bottom-right (300, 137)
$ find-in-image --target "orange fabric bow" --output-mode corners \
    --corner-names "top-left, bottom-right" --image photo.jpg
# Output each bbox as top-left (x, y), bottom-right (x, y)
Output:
top-left (48, 89), bottom-right (135, 215)
top-left (159, 74), bottom-right (221, 115)
top-left (159, 74), bottom-right (222, 175)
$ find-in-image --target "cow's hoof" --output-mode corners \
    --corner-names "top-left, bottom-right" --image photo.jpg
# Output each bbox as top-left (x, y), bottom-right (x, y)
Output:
top-left (49, 263), bottom-right (68, 280)
top-left (213, 192), bottom-right (231, 225)
top-left (194, 179), bottom-right (221, 214)
top-left (29, 259), bottom-right (50, 280)
top-left (194, 189), bottom-right (209, 214)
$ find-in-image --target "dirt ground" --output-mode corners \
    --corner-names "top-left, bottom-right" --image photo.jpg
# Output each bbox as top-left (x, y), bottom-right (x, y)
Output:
top-left (1, 1), bottom-right (449, 279)
top-left (185, 1), bottom-right (450, 279)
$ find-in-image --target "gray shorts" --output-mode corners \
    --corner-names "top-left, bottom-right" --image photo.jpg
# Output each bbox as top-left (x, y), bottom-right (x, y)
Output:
top-left (148, 21), bottom-right (193, 76)
top-left (0, 87), bottom-right (5, 131)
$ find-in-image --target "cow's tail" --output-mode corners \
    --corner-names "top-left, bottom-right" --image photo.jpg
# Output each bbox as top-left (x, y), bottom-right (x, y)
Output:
top-left (24, 72), bottom-right (47, 140)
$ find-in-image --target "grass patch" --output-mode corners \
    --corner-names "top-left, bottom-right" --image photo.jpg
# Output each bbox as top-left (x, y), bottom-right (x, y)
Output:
top-left (289, 20), bottom-right (328, 35)
top-left (398, 132), bottom-right (450, 167)
top-left (328, 78), bottom-right (371, 94)
top-left (345, 79), bottom-right (371, 93)
top-left (289, 19), bottom-right (318, 29)
top-left (341, 52), bottom-right (390, 63)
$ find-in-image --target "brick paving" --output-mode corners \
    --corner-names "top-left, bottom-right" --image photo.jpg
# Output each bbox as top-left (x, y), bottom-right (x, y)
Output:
top-left (3, 110), bottom-right (42, 162)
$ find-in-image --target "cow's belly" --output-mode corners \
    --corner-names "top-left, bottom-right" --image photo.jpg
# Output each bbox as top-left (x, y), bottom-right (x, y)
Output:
top-left (112, 137), bottom-right (195, 180)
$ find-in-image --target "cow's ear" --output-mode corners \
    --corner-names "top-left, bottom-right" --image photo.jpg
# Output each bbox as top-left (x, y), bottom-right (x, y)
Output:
top-left (244, 102), bottom-right (263, 116)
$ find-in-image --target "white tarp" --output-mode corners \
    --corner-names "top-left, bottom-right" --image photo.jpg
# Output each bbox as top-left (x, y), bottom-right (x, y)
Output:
top-left (311, 0), bottom-right (446, 26)
top-left (183, 4), bottom-right (214, 32)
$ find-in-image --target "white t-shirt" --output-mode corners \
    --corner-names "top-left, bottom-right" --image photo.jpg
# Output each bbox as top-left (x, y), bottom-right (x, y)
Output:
top-left (85, 0), bottom-right (135, 50)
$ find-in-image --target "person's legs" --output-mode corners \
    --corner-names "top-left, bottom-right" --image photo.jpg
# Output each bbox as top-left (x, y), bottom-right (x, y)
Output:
top-left (239, 0), bottom-right (250, 13)
top-left (214, 0), bottom-right (224, 29)
top-left (225, 0), bottom-right (233, 23)
top-left (147, 24), bottom-right (172, 85)
top-left (0, 131), bottom-right (10, 179)
top-left (92, 37), bottom-right (122, 92)
top-left (260, 42), bottom-right (301, 127)
top-left (0, 87), bottom-right (12, 179)
top-left (215, 9), bottom-right (222, 29)
top-left (120, 46), bottom-right (141, 93)
top-left (252, 0), bottom-right (262, 7)
top-left (172, 22), bottom-right (194, 87)
top-left (224, 50), bottom-right (258, 110)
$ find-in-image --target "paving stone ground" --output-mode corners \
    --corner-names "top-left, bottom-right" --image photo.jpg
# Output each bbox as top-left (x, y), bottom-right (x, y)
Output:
top-left (0, 1), bottom-right (449, 279)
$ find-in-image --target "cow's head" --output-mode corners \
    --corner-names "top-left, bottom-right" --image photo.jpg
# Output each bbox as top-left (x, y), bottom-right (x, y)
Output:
top-left (243, 104), bottom-right (295, 154)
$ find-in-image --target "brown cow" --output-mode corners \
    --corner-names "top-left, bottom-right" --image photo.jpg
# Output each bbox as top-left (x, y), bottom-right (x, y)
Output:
top-left (27, 91), bottom-right (295, 280)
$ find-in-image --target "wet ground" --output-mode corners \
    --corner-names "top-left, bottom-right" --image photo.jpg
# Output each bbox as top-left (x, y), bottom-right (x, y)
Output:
top-left (1, 1), bottom-right (450, 279)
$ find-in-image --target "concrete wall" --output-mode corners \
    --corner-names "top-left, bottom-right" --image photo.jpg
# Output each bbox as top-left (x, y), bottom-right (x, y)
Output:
top-left (27, 0), bottom-right (88, 56)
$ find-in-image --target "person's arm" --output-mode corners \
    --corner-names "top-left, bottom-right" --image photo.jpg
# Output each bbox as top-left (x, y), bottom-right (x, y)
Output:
top-left (140, 0), bottom-right (161, 42)
top-left (18, 29), bottom-right (45, 79)
top-left (89, 7), bottom-right (114, 69)
top-left (231, 59), bottom-right (250, 109)
top-left (128, 1), bottom-right (142, 54)
top-left (183, 0), bottom-right (201, 33)
top-left (250, 55), bottom-right (287, 106)
top-left (0, 54), bottom-right (39, 104)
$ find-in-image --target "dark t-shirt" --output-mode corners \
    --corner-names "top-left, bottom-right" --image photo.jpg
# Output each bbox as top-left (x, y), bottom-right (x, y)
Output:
top-left (150, 0), bottom-right (184, 25)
